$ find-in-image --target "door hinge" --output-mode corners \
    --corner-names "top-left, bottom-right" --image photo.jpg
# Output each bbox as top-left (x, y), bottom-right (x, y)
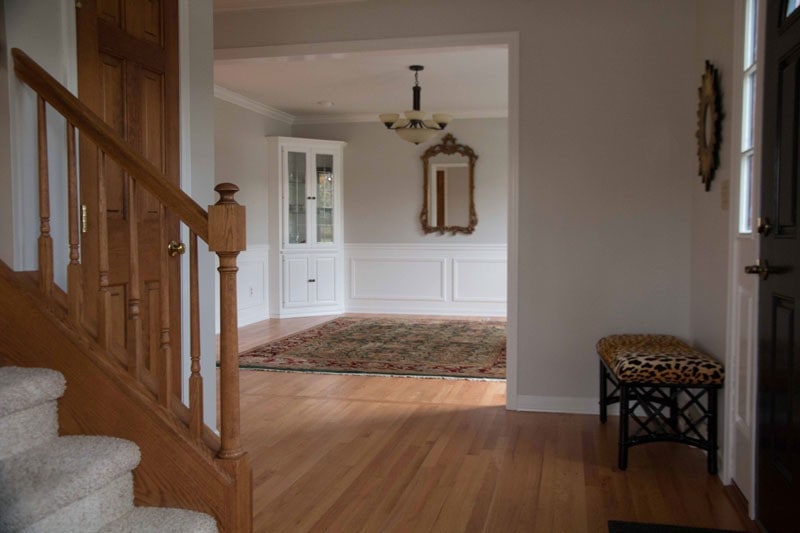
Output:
top-left (81, 204), bottom-right (88, 234)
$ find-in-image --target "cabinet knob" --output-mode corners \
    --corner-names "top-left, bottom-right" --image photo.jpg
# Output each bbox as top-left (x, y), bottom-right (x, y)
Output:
top-left (308, 279), bottom-right (316, 283)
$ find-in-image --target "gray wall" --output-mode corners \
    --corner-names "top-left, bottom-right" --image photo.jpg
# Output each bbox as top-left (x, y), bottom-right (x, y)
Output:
top-left (214, 98), bottom-right (292, 245)
top-left (292, 118), bottom-right (508, 244)
top-left (216, 0), bottom-right (698, 404)
top-left (690, 0), bottom-right (734, 361)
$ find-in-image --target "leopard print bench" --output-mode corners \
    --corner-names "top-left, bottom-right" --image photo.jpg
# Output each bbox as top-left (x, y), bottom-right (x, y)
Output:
top-left (597, 334), bottom-right (724, 474)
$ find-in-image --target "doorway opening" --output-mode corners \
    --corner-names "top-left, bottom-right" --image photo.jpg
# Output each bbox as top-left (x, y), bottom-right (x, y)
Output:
top-left (212, 32), bottom-right (520, 404)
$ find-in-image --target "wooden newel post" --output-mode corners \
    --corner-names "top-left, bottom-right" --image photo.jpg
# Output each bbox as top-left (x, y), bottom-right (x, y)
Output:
top-left (209, 183), bottom-right (246, 460)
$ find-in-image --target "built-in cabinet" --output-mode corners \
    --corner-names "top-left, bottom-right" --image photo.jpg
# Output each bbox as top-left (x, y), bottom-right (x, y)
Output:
top-left (266, 137), bottom-right (346, 317)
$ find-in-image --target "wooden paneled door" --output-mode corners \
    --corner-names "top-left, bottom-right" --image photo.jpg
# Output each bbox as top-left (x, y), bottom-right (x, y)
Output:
top-left (76, 0), bottom-right (182, 397)
top-left (755, 1), bottom-right (800, 531)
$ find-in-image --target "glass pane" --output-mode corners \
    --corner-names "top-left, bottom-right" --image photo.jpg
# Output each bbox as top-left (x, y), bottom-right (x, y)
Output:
top-left (745, 0), bottom-right (758, 69)
top-left (287, 151), bottom-right (306, 244)
top-left (787, 0), bottom-right (800, 18)
top-left (316, 154), bottom-right (334, 244)
top-left (742, 71), bottom-right (756, 151)
top-left (739, 153), bottom-right (753, 233)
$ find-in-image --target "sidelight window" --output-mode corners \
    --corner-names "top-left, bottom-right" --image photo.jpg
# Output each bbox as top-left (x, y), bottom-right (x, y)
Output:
top-left (739, 0), bottom-right (759, 234)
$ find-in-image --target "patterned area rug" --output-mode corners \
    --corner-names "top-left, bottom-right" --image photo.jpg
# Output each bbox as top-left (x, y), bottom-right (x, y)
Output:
top-left (238, 317), bottom-right (506, 379)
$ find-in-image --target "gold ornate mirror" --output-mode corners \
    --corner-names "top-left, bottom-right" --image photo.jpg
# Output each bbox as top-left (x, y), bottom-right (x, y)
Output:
top-left (696, 60), bottom-right (722, 191)
top-left (420, 134), bottom-right (478, 235)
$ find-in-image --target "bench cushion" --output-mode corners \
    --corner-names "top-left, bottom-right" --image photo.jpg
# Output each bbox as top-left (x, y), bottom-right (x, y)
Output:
top-left (597, 334), bottom-right (724, 385)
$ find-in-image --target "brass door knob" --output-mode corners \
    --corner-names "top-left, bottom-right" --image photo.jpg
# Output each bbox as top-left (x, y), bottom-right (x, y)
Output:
top-left (168, 240), bottom-right (186, 257)
top-left (744, 259), bottom-right (775, 280)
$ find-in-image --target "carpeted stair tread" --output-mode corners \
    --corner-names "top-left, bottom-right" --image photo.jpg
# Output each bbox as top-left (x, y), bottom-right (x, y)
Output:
top-left (0, 435), bottom-right (141, 531)
top-left (0, 366), bottom-right (65, 417)
top-left (100, 507), bottom-right (218, 532)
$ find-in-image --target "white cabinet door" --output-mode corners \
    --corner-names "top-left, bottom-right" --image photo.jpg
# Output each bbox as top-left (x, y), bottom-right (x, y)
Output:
top-left (313, 256), bottom-right (337, 304)
top-left (283, 256), bottom-right (310, 306)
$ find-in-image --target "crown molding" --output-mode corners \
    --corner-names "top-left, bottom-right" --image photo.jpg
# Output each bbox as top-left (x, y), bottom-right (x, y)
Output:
top-left (214, 0), bottom-right (367, 13)
top-left (292, 108), bottom-right (508, 125)
top-left (213, 85), bottom-right (296, 124)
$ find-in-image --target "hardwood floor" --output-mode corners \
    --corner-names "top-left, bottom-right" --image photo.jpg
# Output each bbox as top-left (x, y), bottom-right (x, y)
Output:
top-left (239, 370), bottom-right (747, 532)
top-left (233, 316), bottom-right (747, 532)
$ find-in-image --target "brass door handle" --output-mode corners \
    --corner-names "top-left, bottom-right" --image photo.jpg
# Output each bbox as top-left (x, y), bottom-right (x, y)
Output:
top-left (168, 240), bottom-right (186, 257)
top-left (744, 259), bottom-right (776, 280)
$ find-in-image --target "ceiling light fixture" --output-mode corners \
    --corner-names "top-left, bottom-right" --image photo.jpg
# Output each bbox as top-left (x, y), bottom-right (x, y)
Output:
top-left (378, 65), bottom-right (452, 145)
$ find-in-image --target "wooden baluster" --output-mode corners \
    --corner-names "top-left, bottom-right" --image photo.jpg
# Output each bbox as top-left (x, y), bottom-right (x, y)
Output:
top-left (158, 204), bottom-right (172, 407)
top-left (97, 150), bottom-right (112, 349)
top-left (127, 178), bottom-right (143, 378)
top-left (208, 183), bottom-right (246, 460)
top-left (37, 97), bottom-right (54, 296)
top-left (188, 230), bottom-right (203, 439)
top-left (66, 123), bottom-right (82, 323)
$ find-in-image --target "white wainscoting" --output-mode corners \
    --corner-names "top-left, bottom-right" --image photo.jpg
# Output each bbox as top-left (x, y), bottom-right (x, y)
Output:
top-left (215, 244), bottom-right (269, 333)
top-left (345, 244), bottom-right (507, 316)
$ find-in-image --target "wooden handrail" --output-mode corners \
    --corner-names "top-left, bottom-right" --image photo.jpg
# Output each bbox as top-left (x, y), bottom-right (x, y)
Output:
top-left (11, 48), bottom-right (209, 242)
top-left (12, 47), bottom-right (251, 530)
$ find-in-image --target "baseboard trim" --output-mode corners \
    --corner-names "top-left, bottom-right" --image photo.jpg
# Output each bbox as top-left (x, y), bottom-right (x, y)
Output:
top-left (515, 394), bottom-right (615, 415)
top-left (271, 308), bottom-right (344, 319)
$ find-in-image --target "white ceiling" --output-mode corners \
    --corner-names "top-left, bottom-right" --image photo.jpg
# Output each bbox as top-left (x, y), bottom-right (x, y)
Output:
top-left (213, 46), bottom-right (509, 122)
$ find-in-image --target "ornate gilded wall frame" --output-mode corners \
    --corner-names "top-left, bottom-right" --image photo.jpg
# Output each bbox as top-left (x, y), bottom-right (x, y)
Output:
top-left (696, 60), bottom-right (723, 191)
top-left (420, 133), bottom-right (479, 235)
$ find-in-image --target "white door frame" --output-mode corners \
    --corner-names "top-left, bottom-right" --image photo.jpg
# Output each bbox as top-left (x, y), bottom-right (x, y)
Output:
top-left (722, 0), bottom-right (765, 518)
top-left (215, 32), bottom-right (521, 408)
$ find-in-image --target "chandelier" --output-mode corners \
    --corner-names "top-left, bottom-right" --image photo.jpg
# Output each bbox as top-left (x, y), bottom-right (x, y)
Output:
top-left (379, 65), bottom-right (452, 145)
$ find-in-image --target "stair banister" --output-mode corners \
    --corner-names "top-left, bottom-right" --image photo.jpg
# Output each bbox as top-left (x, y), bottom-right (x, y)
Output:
top-left (10, 46), bottom-right (252, 531)
top-left (12, 48), bottom-right (209, 242)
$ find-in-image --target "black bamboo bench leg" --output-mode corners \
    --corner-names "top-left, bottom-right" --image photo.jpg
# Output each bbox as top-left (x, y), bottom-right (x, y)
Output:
top-left (707, 388), bottom-right (718, 475)
top-left (618, 383), bottom-right (629, 471)
top-left (599, 362), bottom-right (608, 423)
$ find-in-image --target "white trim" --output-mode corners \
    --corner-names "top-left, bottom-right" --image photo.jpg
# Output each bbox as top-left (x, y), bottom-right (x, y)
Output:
top-left (723, 0), bottom-right (765, 519)
top-left (271, 308), bottom-right (344, 319)
top-left (505, 32), bottom-right (520, 411)
top-left (349, 257), bottom-right (447, 302)
top-left (516, 395), bottom-right (601, 415)
top-left (292, 109), bottom-right (508, 125)
top-left (178, 0), bottom-right (192, 406)
top-left (229, 31), bottom-right (519, 409)
top-left (237, 244), bottom-right (270, 326)
top-left (214, 84), bottom-right (296, 124)
top-left (215, 32), bottom-right (516, 61)
top-left (214, 0), bottom-right (368, 13)
top-left (346, 300), bottom-right (506, 318)
top-left (345, 243), bottom-right (507, 252)
top-left (452, 258), bottom-right (507, 303)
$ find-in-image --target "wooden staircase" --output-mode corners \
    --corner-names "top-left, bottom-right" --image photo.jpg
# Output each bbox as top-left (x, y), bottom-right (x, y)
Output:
top-left (0, 49), bottom-right (252, 532)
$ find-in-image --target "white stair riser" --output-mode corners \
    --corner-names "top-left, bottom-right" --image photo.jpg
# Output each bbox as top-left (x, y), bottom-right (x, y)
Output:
top-left (23, 473), bottom-right (134, 533)
top-left (0, 401), bottom-right (59, 460)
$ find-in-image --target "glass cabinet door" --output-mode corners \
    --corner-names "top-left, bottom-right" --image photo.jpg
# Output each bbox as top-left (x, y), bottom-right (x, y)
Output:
top-left (315, 153), bottom-right (335, 244)
top-left (287, 151), bottom-right (307, 244)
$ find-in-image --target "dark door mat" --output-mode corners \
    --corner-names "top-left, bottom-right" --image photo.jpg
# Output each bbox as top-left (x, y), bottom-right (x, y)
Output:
top-left (608, 521), bottom-right (745, 533)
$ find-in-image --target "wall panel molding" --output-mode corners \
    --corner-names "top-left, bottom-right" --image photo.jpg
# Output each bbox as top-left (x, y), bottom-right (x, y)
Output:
top-left (344, 243), bottom-right (507, 316)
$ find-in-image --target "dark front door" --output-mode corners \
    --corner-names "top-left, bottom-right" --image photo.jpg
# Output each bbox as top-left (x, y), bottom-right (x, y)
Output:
top-left (76, 0), bottom-right (182, 396)
top-left (756, 1), bottom-right (800, 531)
